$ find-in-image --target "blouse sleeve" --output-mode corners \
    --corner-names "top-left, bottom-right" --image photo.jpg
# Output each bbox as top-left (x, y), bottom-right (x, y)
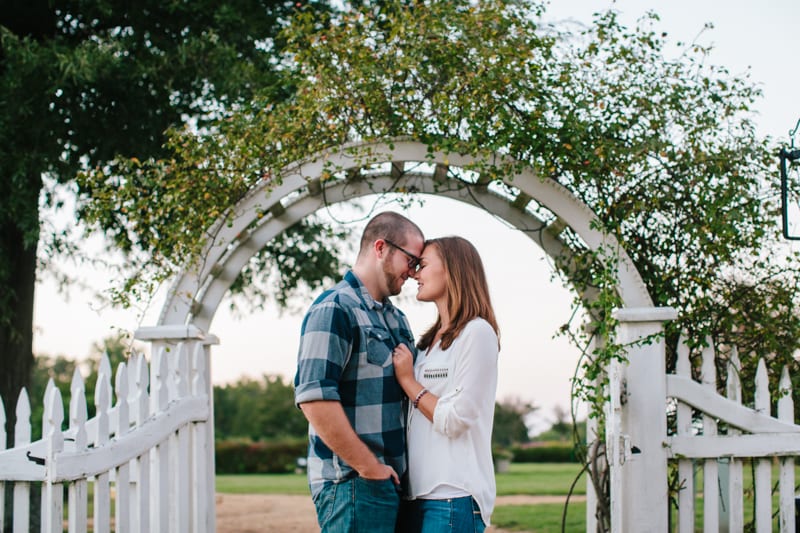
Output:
top-left (432, 319), bottom-right (499, 438)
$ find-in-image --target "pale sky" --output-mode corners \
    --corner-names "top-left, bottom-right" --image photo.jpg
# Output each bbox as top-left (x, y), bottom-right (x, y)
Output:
top-left (32, 0), bottom-right (800, 433)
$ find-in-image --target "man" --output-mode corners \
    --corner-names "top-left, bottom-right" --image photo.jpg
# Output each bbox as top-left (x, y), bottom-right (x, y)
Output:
top-left (294, 211), bottom-right (424, 532)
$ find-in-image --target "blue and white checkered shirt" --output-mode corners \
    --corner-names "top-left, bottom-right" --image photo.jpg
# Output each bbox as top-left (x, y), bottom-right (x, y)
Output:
top-left (294, 270), bottom-right (415, 498)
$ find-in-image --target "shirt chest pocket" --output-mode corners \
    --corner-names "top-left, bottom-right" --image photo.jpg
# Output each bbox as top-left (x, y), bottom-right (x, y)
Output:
top-left (364, 327), bottom-right (393, 368)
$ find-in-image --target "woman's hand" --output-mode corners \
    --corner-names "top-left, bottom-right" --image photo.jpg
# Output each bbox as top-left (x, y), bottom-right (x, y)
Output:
top-left (392, 343), bottom-right (416, 390)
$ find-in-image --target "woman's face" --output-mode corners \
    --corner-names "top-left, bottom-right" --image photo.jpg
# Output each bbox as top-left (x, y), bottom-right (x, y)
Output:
top-left (413, 243), bottom-right (446, 303)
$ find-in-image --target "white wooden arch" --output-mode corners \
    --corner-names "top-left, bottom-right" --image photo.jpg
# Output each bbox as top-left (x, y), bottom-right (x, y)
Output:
top-left (156, 138), bottom-right (652, 331)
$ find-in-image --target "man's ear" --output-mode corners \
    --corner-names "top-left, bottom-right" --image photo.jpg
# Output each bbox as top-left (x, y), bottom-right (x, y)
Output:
top-left (373, 239), bottom-right (386, 259)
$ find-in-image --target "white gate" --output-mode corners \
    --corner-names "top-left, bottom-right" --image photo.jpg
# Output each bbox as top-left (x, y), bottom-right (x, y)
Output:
top-left (605, 307), bottom-right (800, 532)
top-left (0, 326), bottom-right (216, 532)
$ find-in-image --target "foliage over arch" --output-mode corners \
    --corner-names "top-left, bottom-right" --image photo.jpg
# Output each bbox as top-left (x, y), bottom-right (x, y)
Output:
top-left (79, 0), bottom-right (799, 439)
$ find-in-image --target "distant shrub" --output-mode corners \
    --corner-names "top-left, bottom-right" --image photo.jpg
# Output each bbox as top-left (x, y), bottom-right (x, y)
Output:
top-left (215, 437), bottom-right (308, 474)
top-left (511, 442), bottom-right (578, 463)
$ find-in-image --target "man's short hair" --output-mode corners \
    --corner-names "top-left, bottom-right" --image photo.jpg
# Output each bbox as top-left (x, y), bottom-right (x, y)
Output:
top-left (359, 212), bottom-right (423, 254)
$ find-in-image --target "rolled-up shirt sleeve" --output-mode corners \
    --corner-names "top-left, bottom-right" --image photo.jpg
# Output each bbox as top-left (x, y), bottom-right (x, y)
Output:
top-left (294, 301), bottom-right (352, 405)
top-left (432, 320), bottom-right (499, 438)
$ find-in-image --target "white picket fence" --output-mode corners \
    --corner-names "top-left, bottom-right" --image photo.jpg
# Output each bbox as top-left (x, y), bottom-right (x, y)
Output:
top-left (665, 338), bottom-right (800, 532)
top-left (602, 309), bottom-right (800, 532)
top-left (0, 325), bottom-right (216, 533)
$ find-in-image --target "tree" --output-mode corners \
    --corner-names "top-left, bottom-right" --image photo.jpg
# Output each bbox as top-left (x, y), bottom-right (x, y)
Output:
top-left (492, 397), bottom-right (536, 449)
top-left (214, 375), bottom-right (307, 441)
top-left (0, 0), bottom-right (347, 444)
top-left (532, 405), bottom-right (586, 443)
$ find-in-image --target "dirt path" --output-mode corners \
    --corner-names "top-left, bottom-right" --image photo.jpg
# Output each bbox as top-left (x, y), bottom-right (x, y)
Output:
top-left (215, 493), bottom-right (586, 533)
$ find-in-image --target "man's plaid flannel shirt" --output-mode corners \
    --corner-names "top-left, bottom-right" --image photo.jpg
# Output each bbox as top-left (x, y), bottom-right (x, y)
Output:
top-left (294, 271), bottom-right (415, 499)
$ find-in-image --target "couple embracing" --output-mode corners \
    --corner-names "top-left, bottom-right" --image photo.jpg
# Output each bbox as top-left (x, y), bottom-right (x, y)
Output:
top-left (294, 211), bottom-right (500, 533)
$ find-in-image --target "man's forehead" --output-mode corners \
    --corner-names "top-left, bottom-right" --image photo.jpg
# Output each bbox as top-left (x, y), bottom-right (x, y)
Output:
top-left (404, 232), bottom-right (425, 249)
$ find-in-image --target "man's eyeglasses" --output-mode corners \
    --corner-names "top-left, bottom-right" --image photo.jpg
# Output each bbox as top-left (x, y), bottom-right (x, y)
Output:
top-left (384, 239), bottom-right (421, 271)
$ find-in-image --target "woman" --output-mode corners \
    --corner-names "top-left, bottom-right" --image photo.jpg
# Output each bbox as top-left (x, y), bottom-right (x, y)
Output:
top-left (392, 236), bottom-right (500, 533)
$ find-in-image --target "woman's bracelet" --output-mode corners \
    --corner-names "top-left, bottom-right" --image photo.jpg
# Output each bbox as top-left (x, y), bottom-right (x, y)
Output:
top-left (413, 388), bottom-right (428, 409)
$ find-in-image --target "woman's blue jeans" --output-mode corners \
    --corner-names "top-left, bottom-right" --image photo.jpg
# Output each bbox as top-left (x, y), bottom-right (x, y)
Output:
top-left (313, 476), bottom-right (400, 533)
top-left (398, 496), bottom-right (486, 533)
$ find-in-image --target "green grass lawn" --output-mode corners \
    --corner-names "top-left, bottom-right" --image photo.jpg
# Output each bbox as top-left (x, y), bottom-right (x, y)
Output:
top-left (496, 463), bottom-right (586, 496)
top-left (216, 462), bottom-right (588, 532)
top-left (216, 472), bottom-right (311, 495)
top-left (215, 461), bottom-right (800, 532)
top-left (493, 502), bottom-right (586, 533)
top-left (215, 462), bottom-right (586, 497)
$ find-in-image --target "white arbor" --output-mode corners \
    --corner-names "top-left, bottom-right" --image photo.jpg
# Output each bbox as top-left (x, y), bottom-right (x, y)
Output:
top-left (152, 138), bottom-right (671, 531)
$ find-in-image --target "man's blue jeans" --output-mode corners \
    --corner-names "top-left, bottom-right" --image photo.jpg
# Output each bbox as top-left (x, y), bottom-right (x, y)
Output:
top-left (399, 496), bottom-right (486, 533)
top-left (313, 476), bottom-right (400, 533)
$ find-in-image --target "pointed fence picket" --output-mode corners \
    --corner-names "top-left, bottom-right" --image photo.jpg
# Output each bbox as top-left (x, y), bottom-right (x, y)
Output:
top-left (0, 326), bottom-right (217, 532)
top-left (68, 368), bottom-right (88, 533)
top-left (666, 337), bottom-right (800, 532)
top-left (14, 388), bottom-right (31, 533)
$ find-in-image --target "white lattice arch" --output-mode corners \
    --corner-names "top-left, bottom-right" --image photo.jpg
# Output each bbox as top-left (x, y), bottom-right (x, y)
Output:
top-left (156, 138), bottom-right (652, 330)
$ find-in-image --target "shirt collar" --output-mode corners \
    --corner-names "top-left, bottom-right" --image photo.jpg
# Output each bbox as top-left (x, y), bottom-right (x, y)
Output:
top-left (344, 270), bottom-right (395, 312)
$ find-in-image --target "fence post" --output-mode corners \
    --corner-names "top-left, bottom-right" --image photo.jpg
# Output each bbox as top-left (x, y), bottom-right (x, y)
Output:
top-left (611, 306), bottom-right (677, 533)
top-left (134, 324), bottom-right (219, 533)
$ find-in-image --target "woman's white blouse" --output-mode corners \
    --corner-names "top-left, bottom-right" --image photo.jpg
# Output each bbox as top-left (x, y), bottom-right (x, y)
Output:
top-left (406, 317), bottom-right (499, 526)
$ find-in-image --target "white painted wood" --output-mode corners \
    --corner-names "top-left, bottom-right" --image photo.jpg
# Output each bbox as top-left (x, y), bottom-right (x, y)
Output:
top-left (584, 415), bottom-right (599, 533)
top-left (700, 341), bottom-right (719, 532)
top-left (675, 337), bottom-right (695, 533)
top-left (115, 362), bottom-right (131, 533)
top-left (13, 387), bottom-right (31, 533)
top-left (778, 366), bottom-right (795, 533)
top-left (158, 139), bottom-right (653, 330)
top-left (666, 375), bottom-right (799, 433)
top-left (203, 341), bottom-right (217, 533)
top-left (0, 445), bottom-right (46, 479)
top-left (726, 348), bottom-right (744, 533)
top-left (151, 347), bottom-right (170, 533)
top-left (94, 369), bottom-right (111, 533)
top-left (133, 353), bottom-right (151, 533)
top-left (50, 396), bottom-right (207, 481)
top-left (68, 370), bottom-right (88, 533)
top-left (753, 360), bottom-right (771, 533)
top-left (583, 333), bottom-right (600, 533)
top-left (668, 433), bottom-right (800, 457)
top-left (0, 335), bottom-right (215, 533)
top-left (135, 324), bottom-right (207, 342)
top-left (99, 351), bottom-right (112, 395)
top-left (192, 341), bottom-right (214, 533)
top-left (169, 344), bottom-right (191, 532)
top-left (613, 309), bottom-right (673, 532)
top-left (605, 357), bottom-right (624, 533)
top-left (43, 386), bottom-right (64, 533)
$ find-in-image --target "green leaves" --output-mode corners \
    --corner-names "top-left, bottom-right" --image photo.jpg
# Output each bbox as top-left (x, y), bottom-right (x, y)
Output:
top-left (74, 0), bottom-right (799, 418)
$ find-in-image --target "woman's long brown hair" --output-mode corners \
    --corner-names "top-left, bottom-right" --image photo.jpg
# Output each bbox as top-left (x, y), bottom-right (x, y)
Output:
top-left (416, 236), bottom-right (500, 351)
